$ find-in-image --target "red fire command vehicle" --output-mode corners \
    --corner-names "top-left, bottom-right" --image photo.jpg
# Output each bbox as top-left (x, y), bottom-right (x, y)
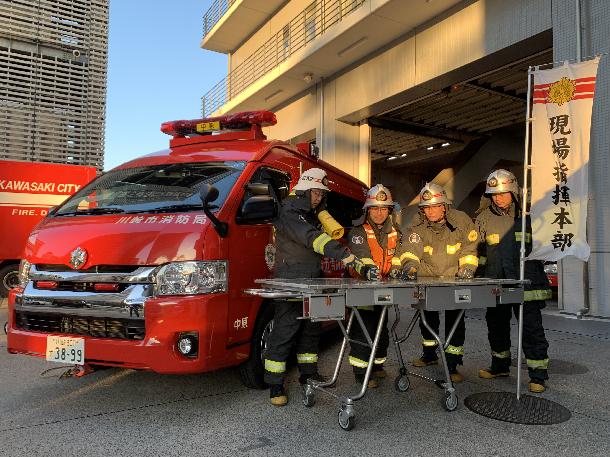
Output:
top-left (0, 160), bottom-right (97, 297)
top-left (7, 111), bottom-right (367, 388)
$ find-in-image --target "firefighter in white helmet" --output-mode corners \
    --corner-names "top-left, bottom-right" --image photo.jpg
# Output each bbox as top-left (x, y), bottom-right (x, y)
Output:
top-left (347, 184), bottom-right (401, 388)
top-left (475, 169), bottom-right (551, 393)
top-left (264, 168), bottom-right (377, 406)
top-left (400, 183), bottom-right (479, 383)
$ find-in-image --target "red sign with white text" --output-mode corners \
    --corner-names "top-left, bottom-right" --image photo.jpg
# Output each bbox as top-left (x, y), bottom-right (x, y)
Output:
top-left (0, 160), bottom-right (97, 260)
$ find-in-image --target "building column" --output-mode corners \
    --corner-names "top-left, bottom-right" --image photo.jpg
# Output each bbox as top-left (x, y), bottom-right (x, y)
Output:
top-left (554, 0), bottom-right (610, 317)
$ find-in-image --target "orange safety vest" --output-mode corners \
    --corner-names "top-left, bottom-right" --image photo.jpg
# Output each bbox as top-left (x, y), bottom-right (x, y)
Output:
top-left (363, 223), bottom-right (398, 276)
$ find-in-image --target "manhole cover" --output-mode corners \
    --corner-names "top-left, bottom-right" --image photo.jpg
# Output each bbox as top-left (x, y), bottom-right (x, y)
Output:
top-left (511, 359), bottom-right (589, 375)
top-left (464, 392), bottom-right (571, 425)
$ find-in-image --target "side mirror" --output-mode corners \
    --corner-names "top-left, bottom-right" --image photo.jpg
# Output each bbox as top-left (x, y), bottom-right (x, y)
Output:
top-left (237, 183), bottom-right (278, 224)
top-left (199, 183), bottom-right (219, 205)
top-left (198, 184), bottom-right (228, 237)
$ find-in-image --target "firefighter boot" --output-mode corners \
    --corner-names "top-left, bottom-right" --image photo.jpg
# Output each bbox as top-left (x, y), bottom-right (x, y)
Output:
top-left (355, 372), bottom-right (378, 389)
top-left (269, 384), bottom-right (288, 406)
top-left (479, 356), bottom-right (511, 379)
top-left (411, 346), bottom-right (439, 367)
top-left (528, 368), bottom-right (548, 393)
top-left (446, 353), bottom-right (464, 383)
top-left (372, 365), bottom-right (387, 379)
top-left (528, 380), bottom-right (546, 393)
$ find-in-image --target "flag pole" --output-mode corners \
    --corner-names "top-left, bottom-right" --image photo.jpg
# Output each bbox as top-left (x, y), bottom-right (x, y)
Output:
top-left (518, 66), bottom-right (534, 400)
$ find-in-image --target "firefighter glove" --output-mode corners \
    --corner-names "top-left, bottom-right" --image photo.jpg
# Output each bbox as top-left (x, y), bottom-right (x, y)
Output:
top-left (361, 265), bottom-right (380, 281)
top-left (456, 266), bottom-right (474, 280)
top-left (389, 267), bottom-right (401, 279)
top-left (401, 266), bottom-right (417, 281)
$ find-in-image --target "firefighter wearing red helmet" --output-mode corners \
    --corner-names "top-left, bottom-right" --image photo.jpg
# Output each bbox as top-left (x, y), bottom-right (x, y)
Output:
top-left (347, 184), bottom-right (401, 388)
top-left (475, 169), bottom-right (551, 393)
top-left (264, 168), bottom-right (376, 406)
top-left (400, 183), bottom-right (479, 383)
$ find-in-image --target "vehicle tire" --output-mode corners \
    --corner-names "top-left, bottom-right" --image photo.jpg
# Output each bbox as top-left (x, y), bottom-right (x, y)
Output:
top-left (238, 302), bottom-right (275, 389)
top-left (0, 263), bottom-right (20, 298)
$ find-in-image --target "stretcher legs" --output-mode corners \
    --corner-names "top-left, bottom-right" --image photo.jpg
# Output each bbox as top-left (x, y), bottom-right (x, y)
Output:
top-left (304, 306), bottom-right (390, 431)
top-left (391, 306), bottom-right (460, 412)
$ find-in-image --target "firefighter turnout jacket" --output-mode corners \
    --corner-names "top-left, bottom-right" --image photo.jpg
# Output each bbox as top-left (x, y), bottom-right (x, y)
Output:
top-left (400, 208), bottom-right (479, 276)
top-left (475, 200), bottom-right (551, 300)
top-left (273, 191), bottom-right (350, 278)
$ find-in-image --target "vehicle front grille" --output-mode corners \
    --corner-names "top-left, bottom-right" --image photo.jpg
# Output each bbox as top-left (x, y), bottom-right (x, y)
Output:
top-left (16, 311), bottom-right (145, 340)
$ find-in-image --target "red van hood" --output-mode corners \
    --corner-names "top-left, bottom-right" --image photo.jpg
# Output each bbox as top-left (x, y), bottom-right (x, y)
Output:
top-left (24, 213), bottom-right (208, 267)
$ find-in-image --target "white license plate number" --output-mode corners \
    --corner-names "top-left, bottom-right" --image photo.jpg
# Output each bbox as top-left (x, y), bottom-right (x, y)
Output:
top-left (46, 336), bottom-right (85, 365)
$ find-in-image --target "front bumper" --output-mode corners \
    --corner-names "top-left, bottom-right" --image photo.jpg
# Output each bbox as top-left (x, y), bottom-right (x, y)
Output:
top-left (7, 287), bottom-right (230, 374)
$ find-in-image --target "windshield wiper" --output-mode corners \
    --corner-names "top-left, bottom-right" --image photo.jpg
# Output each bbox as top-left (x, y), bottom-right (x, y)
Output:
top-left (126, 204), bottom-right (217, 214)
top-left (57, 207), bottom-right (126, 216)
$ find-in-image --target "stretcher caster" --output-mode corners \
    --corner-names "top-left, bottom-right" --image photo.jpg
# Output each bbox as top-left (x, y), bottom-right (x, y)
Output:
top-left (338, 408), bottom-right (355, 431)
top-left (394, 374), bottom-right (410, 392)
top-left (443, 391), bottom-right (458, 412)
top-left (302, 386), bottom-right (315, 408)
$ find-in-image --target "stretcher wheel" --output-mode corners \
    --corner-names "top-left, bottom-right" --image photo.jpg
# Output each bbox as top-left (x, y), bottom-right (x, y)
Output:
top-left (302, 389), bottom-right (315, 408)
top-left (443, 391), bottom-right (458, 412)
top-left (338, 409), bottom-right (355, 431)
top-left (394, 375), bottom-right (410, 392)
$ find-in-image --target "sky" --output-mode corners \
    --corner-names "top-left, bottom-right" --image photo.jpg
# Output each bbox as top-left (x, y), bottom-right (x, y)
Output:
top-left (104, 0), bottom-right (227, 171)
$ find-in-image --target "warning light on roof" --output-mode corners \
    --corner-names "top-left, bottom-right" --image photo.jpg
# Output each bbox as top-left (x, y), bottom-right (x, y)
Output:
top-left (161, 111), bottom-right (277, 138)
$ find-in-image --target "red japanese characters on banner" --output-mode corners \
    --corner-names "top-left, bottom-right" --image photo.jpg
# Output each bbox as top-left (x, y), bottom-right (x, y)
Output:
top-left (529, 57), bottom-right (600, 262)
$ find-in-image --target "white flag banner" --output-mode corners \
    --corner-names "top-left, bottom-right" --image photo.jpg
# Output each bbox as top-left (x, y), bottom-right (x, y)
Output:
top-left (529, 57), bottom-right (600, 261)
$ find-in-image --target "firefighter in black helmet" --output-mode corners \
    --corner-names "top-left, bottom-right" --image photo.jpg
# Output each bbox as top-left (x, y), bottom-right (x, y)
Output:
top-left (264, 168), bottom-right (377, 406)
top-left (476, 169), bottom-right (551, 393)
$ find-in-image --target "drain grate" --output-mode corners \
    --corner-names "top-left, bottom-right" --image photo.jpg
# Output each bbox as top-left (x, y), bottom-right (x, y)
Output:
top-left (464, 392), bottom-right (571, 425)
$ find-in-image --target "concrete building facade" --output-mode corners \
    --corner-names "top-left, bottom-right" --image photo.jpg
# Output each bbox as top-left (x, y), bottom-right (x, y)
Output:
top-left (0, 0), bottom-right (109, 169)
top-left (200, 0), bottom-right (610, 317)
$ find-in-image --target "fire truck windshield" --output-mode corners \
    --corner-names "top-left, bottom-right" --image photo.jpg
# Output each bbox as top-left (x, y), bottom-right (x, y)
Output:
top-left (55, 161), bottom-right (246, 216)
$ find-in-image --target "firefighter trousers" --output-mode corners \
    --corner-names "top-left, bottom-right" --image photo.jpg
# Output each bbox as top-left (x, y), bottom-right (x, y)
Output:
top-left (419, 309), bottom-right (466, 367)
top-left (348, 307), bottom-right (389, 375)
top-left (485, 300), bottom-right (549, 381)
top-left (263, 299), bottom-right (320, 385)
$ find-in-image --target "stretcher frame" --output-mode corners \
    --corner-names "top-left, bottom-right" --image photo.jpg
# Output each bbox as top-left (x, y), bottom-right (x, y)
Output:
top-left (245, 277), bottom-right (527, 431)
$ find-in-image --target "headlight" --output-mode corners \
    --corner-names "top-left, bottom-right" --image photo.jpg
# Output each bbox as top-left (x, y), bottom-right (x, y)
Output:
top-left (154, 261), bottom-right (227, 296)
top-left (543, 263), bottom-right (557, 275)
top-left (18, 259), bottom-right (31, 287)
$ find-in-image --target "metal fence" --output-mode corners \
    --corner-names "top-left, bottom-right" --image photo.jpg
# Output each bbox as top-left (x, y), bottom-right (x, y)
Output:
top-left (203, 0), bottom-right (239, 37)
top-left (202, 0), bottom-right (366, 116)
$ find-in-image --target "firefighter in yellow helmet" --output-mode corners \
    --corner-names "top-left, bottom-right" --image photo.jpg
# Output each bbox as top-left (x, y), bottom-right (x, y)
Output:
top-left (347, 184), bottom-right (401, 388)
top-left (264, 168), bottom-right (376, 406)
top-left (475, 169), bottom-right (551, 393)
top-left (400, 183), bottom-right (479, 383)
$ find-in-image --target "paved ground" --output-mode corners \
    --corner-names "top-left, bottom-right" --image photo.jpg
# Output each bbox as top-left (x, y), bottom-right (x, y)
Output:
top-left (1, 300), bottom-right (609, 457)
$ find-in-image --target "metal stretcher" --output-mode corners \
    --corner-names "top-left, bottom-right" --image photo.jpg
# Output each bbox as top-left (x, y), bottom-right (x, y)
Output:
top-left (245, 277), bottom-right (526, 431)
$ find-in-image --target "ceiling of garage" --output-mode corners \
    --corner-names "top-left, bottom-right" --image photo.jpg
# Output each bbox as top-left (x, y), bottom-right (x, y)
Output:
top-left (370, 48), bottom-right (553, 165)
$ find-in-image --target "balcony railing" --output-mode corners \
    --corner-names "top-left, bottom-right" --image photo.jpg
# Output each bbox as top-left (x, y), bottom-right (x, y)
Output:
top-left (202, 0), bottom-right (366, 116)
top-left (202, 0), bottom-right (239, 37)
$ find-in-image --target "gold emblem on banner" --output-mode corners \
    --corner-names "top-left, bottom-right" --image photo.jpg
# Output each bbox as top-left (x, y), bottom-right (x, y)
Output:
top-left (547, 77), bottom-right (576, 106)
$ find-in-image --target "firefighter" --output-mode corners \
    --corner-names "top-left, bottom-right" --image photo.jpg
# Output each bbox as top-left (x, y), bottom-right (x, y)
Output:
top-left (264, 168), bottom-right (377, 406)
top-left (475, 169), bottom-right (551, 393)
top-left (400, 183), bottom-right (479, 383)
top-left (347, 184), bottom-right (401, 388)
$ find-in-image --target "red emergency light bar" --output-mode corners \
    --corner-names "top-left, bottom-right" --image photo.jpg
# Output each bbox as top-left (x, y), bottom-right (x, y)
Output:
top-left (161, 110), bottom-right (277, 138)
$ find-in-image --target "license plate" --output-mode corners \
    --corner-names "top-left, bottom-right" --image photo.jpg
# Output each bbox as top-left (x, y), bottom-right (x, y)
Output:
top-left (46, 336), bottom-right (85, 365)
